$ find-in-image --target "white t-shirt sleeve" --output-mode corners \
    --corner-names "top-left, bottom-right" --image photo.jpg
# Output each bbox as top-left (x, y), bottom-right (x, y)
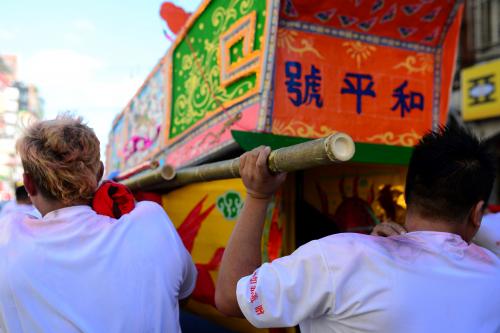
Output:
top-left (236, 240), bottom-right (334, 328)
top-left (474, 213), bottom-right (500, 257)
top-left (179, 248), bottom-right (197, 299)
top-left (158, 207), bottom-right (197, 300)
top-left (160, 208), bottom-right (198, 300)
top-left (131, 201), bottom-right (198, 299)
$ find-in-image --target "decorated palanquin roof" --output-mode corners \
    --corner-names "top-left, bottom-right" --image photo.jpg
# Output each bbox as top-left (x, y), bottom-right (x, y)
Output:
top-left (106, 0), bottom-right (463, 177)
top-left (280, 0), bottom-right (457, 48)
top-left (107, 57), bottom-right (168, 175)
top-left (271, 0), bottom-right (462, 148)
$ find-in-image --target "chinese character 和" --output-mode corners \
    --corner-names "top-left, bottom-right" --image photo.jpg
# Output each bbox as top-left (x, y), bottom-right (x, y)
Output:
top-left (391, 80), bottom-right (424, 118)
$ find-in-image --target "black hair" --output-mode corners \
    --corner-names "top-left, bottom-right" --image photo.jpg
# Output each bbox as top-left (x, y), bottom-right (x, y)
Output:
top-left (15, 185), bottom-right (29, 203)
top-left (405, 125), bottom-right (496, 223)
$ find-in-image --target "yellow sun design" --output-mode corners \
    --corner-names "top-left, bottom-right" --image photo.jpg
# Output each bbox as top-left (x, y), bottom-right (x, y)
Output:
top-left (343, 41), bottom-right (376, 68)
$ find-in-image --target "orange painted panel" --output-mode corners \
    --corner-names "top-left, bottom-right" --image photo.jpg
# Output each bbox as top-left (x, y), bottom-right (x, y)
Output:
top-left (272, 28), bottom-right (441, 146)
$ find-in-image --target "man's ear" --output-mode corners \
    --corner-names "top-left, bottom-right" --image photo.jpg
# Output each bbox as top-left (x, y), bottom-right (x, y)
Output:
top-left (97, 162), bottom-right (104, 182)
top-left (469, 200), bottom-right (485, 229)
top-left (23, 173), bottom-right (37, 197)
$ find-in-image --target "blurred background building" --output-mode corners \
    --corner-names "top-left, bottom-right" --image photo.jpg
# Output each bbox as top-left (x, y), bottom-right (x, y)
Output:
top-left (0, 55), bottom-right (43, 200)
top-left (449, 0), bottom-right (500, 204)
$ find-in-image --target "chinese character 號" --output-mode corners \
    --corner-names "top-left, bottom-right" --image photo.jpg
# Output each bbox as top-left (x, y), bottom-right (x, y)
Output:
top-left (285, 61), bottom-right (324, 108)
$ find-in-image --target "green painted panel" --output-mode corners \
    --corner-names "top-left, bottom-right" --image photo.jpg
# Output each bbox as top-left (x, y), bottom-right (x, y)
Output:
top-left (231, 130), bottom-right (413, 165)
top-left (353, 142), bottom-right (413, 165)
top-left (170, 0), bottom-right (267, 139)
top-left (232, 130), bottom-right (309, 151)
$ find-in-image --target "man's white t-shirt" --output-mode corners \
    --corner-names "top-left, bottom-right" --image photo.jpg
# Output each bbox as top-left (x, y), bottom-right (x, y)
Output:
top-left (0, 201), bottom-right (39, 219)
top-left (0, 201), bottom-right (197, 333)
top-left (474, 213), bottom-right (500, 257)
top-left (237, 231), bottom-right (500, 333)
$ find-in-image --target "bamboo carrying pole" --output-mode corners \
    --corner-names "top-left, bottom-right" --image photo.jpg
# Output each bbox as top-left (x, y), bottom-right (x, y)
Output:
top-left (122, 132), bottom-right (355, 191)
top-left (114, 160), bottom-right (160, 182)
top-left (122, 164), bottom-right (176, 190)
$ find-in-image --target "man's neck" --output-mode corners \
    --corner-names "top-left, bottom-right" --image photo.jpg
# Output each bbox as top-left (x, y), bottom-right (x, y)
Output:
top-left (34, 198), bottom-right (88, 217)
top-left (37, 201), bottom-right (70, 217)
top-left (405, 211), bottom-right (468, 241)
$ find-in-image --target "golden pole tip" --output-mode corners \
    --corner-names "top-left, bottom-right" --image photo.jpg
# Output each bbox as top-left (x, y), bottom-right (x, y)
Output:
top-left (161, 164), bottom-right (176, 180)
top-left (325, 133), bottom-right (355, 162)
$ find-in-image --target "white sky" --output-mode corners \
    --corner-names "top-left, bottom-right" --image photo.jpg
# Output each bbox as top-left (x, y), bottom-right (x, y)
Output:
top-left (0, 0), bottom-right (203, 159)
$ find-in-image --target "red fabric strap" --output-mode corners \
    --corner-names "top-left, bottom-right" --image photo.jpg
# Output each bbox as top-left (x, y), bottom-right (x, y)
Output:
top-left (92, 181), bottom-right (135, 218)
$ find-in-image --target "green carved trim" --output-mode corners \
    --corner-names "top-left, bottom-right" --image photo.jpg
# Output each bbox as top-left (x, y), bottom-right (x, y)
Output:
top-left (170, 0), bottom-right (267, 139)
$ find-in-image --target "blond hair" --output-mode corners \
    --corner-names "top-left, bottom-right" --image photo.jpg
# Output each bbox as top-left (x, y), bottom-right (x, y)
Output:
top-left (16, 115), bottom-right (101, 205)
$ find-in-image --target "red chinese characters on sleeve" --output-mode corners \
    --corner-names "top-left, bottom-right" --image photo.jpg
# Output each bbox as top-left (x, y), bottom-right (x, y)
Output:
top-left (249, 271), bottom-right (265, 316)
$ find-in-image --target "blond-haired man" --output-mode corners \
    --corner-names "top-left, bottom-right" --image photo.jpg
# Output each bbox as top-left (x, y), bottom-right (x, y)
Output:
top-left (0, 116), bottom-right (196, 332)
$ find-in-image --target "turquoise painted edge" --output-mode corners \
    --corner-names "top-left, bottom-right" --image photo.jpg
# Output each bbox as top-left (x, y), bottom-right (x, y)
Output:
top-left (231, 130), bottom-right (413, 166)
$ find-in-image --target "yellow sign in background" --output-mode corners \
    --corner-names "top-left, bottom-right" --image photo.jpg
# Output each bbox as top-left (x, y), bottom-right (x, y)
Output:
top-left (462, 58), bottom-right (500, 121)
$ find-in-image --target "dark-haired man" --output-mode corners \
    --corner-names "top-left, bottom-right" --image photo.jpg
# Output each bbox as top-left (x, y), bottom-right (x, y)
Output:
top-left (0, 183), bottom-right (39, 218)
top-left (216, 126), bottom-right (500, 332)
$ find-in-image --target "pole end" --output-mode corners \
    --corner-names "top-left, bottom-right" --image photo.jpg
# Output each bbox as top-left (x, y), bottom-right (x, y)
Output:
top-left (325, 133), bottom-right (355, 162)
top-left (161, 164), bottom-right (176, 180)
